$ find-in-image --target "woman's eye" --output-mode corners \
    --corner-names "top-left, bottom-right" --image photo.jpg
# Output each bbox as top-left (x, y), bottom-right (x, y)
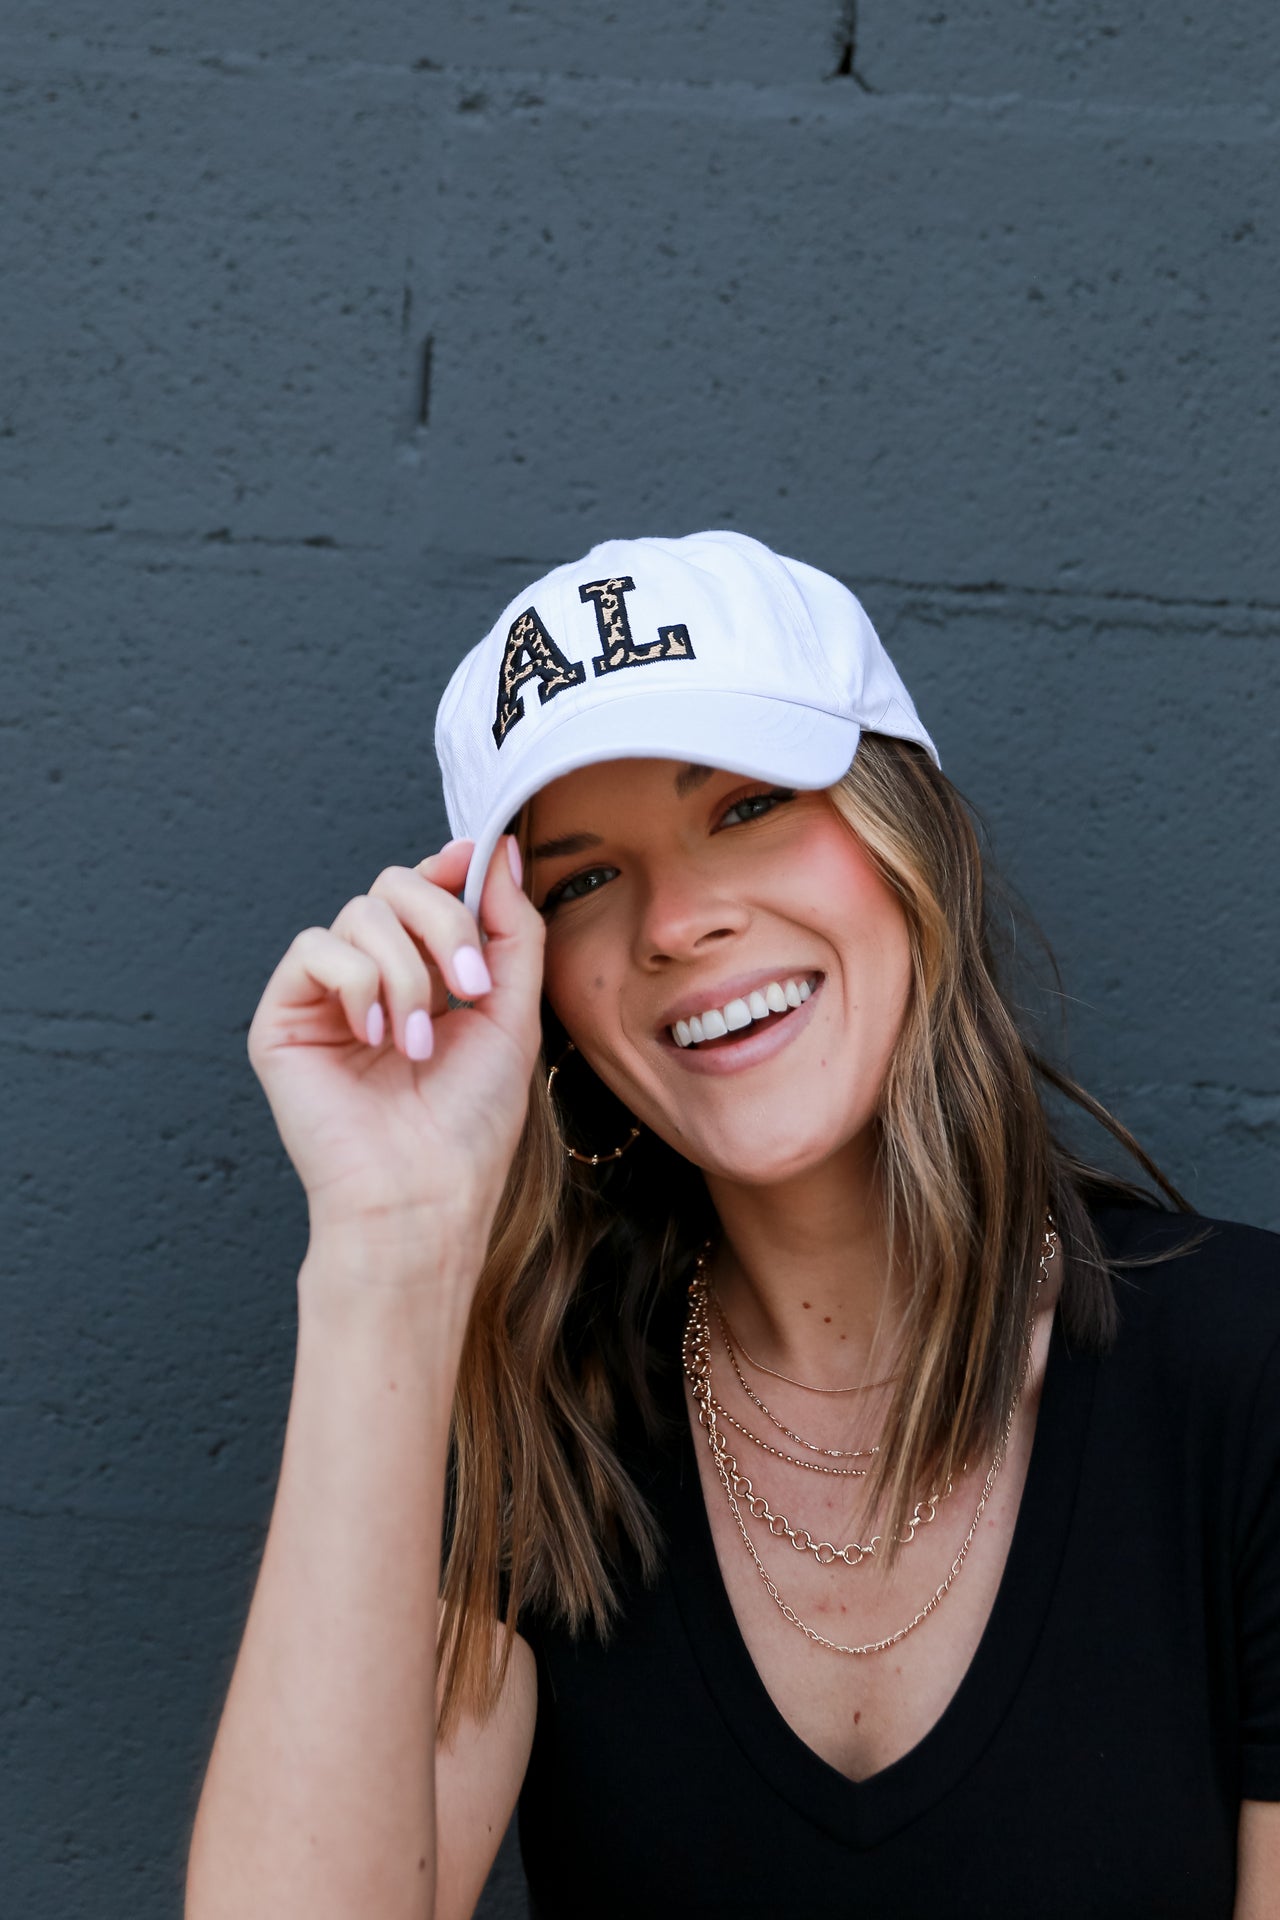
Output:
top-left (719, 787), bottom-right (796, 828)
top-left (541, 866), bottom-right (618, 915)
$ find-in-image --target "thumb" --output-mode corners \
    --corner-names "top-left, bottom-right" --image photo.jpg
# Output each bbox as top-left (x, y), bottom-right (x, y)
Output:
top-left (475, 834), bottom-right (546, 1016)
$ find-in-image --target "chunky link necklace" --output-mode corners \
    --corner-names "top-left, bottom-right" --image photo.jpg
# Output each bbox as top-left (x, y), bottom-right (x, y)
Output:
top-left (682, 1217), bottom-right (1058, 1656)
top-left (685, 1292), bottom-right (952, 1565)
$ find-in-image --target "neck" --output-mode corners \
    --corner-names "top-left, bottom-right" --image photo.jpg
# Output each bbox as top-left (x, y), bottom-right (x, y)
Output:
top-left (702, 1130), bottom-right (905, 1390)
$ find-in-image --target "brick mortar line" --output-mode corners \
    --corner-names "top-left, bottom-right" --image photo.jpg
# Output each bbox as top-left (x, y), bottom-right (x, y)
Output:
top-left (852, 573), bottom-right (1280, 622)
top-left (8, 522), bottom-right (1279, 627)
top-left (1, 35), bottom-right (1277, 138)
top-left (0, 1498), bottom-right (264, 1537)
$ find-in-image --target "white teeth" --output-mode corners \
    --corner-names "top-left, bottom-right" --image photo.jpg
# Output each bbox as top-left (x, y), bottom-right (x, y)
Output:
top-left (670, 975), bottom-right (819, 1048)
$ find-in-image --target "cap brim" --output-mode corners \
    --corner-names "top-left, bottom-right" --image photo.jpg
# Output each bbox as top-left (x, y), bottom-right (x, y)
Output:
top-left (461, 687), bottom-right (863, 916)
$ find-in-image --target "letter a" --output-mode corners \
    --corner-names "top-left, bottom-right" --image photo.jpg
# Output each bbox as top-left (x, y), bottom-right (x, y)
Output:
top-left (492, 606), bottom-right (587, 747)
top-left (579, 577), bottom-right (696, 678)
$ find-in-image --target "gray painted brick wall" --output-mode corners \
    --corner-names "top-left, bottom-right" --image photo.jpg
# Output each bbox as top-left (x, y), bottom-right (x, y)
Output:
top-left (2, 6), bottom-right (1276, 1916)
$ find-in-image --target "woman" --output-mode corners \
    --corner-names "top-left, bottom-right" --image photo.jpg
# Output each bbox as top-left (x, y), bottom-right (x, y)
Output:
top-left (187, 531), bottom-right (1280, 1918)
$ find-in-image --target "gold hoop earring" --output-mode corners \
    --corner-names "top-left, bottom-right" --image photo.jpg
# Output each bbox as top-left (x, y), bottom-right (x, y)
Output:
top-left (545, 1042), bottom-right (642, 1166)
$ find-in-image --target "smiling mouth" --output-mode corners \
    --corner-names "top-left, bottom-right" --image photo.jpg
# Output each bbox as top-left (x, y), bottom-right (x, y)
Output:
top-left (668, 973), bottom-right (823, 1050)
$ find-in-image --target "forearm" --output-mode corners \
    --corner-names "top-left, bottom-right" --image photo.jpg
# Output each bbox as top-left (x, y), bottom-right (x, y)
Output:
top-left (186, 1233), bottom-right (478, 1920)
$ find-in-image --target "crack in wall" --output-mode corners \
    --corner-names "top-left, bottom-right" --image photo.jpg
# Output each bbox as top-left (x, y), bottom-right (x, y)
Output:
top-left (830, 0), bottom-right (873, 90)
top-left (417, 334), bottom-right (434, 431)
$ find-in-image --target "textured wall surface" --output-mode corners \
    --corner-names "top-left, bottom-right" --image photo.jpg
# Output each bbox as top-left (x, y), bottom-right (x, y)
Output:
top-left (2, 5), bottom-right (1277, 1916)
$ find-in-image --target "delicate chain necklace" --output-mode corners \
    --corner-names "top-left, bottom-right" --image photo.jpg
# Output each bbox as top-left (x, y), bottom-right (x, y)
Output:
top-left (717, 1299), bottom-right (897, 1395)
top-left (710, 1299), bottom-right (879, 1461)
top-left (682, 1216), bottom-right (1058, 1656)
top-left (685, 1295), bottom-right (953, 1565)
top-left (698, 1388), bottom-right (874, 1477)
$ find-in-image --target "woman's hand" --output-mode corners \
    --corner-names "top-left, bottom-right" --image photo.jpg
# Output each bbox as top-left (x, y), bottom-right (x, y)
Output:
top-left (246, 836), bottom-right (544, 1260)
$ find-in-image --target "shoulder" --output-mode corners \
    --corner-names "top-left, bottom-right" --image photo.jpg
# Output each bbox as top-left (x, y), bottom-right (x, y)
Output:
top-left (1088, 1200), bottom-right (1280, 1425)
top-left (1092, 1200), bottom-right (1280, 1318)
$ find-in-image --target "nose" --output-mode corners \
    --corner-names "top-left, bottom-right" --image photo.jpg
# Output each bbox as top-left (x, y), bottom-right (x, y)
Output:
top-left (634, 864), bottom-right (749, 968)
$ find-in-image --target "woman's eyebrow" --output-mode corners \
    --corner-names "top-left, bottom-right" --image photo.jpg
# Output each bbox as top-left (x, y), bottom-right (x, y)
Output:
top-left (531, 830), bottom-right (604, 861)
top-left (532, 766), bottom-right (715, 858)
top-left (673, 763), bottom-right (714, 797)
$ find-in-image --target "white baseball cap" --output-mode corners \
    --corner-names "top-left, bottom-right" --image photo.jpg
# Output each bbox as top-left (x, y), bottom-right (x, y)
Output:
top-left (435, 529), bottom-right (938, 916)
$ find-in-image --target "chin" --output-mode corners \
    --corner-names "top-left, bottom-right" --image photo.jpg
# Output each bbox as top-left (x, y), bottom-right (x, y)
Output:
top-left (686, 1112), bottom-right (870, 1189)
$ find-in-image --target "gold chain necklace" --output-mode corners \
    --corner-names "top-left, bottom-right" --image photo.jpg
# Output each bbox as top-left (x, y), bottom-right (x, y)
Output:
top-left (698, 1387), bottom-right (874, 1477)
top-left (710, 1298), bottom-right (879, 1461)
top-left (682, 1217), bottom-right (1058, 1655)
top-left (684, 1297), bottom-right (953, 1565)
top-left (717, 1299), bottom-right (897, 1395)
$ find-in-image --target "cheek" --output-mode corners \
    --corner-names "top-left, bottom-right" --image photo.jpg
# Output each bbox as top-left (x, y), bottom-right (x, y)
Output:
top-left (781, 821), bottom-right (903, 943)
top-left (541, 933), bottom-right (620, 1049)
top-left (800, 834), bottom-right (912, 1018)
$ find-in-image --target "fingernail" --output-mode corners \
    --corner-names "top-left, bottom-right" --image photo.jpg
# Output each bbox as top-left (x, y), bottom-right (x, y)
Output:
top-left (452, 944), bottom-right (492, 997)
top-left (404, 1009), bottom-right (433, 1060)
top-left (506, 836), bottom-right (523, 887)
top-left (365, 1002), bottom-right (384, 1047)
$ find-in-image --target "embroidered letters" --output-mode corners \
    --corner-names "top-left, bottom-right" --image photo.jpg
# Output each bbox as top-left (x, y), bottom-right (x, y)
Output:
top-left (578, 576), bottom-right (696, 678)
top-left (491, 606), bottom-right (587, 748)
top-left (492, 575), bottom-right (698, 747)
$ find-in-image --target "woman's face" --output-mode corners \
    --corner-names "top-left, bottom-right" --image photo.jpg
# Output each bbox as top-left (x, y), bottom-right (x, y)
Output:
top-left (529, 758), bottom-right (912, 1188)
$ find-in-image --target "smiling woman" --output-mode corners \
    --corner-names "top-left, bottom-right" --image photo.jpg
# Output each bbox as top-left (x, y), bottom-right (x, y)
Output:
top-left (187, 532), bottom-right (1280, 1920)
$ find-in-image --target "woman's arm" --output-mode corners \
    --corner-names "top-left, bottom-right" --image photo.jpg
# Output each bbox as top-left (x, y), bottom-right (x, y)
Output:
top-left (185, 835), bottom-right (546, 1919)
top-left (187, 1233), bottom-right (479, 1920)
top-left (434, 1624), bottom-right (537, 1920)
top-left (1236, 1801), bottom-right (1280, 1918)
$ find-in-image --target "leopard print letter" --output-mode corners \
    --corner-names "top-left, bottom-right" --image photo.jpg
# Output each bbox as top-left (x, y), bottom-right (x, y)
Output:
top-left (579, 577), bottom-right (696, 678)
top-left (492, 606), bottom-right (587, 747)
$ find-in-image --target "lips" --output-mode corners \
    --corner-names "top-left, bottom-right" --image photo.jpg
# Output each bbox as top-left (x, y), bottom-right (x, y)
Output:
top-left (656, 967), bottom-right (825, 1044)
top-left (669, 972), bottom-right (821, 1048)
top-left (658, 973), bottom-right (825, 1075)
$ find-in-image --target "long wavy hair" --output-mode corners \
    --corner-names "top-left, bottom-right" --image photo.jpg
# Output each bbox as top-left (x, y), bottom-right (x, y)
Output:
top-left (437, 736), bottom-right (1191, 1734)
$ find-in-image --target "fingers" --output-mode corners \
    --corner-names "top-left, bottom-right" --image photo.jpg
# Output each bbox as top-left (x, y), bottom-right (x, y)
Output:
top-left (326, 841), bottom-right (513, 1061)
top-left (257, 836), bottom-right (542, 1067)
top-left (275, 925), bottom-right (385, 1050)
top-left (474, 833), bottom-right (546, 1009)
top-left (367, 855), bottom-right (493, 1005)
top-left (413, 837), bottom-right (474, 890)
top-left (329, 892), bottom-right (447, 1059)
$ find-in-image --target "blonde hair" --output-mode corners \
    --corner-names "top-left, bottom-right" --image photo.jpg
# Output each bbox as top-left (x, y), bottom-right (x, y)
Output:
top-left (437, 737), bottom-right (1189, 1733)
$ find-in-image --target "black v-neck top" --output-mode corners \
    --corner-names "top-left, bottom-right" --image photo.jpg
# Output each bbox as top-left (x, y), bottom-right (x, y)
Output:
top-left (515, 1207), bottom-right (1280, 1917)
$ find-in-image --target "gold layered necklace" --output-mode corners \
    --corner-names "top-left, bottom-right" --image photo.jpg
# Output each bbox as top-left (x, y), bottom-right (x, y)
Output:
top-left (718, 1299), bottom-right (897, 1396)
top-left (681, 1218), bottom-right (1058, 1656)
top-left (712, 1302), bottom-right (881, 1464)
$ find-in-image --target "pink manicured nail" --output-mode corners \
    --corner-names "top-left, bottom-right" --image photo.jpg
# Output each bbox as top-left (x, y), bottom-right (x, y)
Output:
top-left (365, 1001), bottom-right (384, 1047)
top-left (506, 836), bottom-right (523, 887)
top-left (404, 1009), bottom-right (433, 1060)
top-left (452, 944), bottom-right (492, 997)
